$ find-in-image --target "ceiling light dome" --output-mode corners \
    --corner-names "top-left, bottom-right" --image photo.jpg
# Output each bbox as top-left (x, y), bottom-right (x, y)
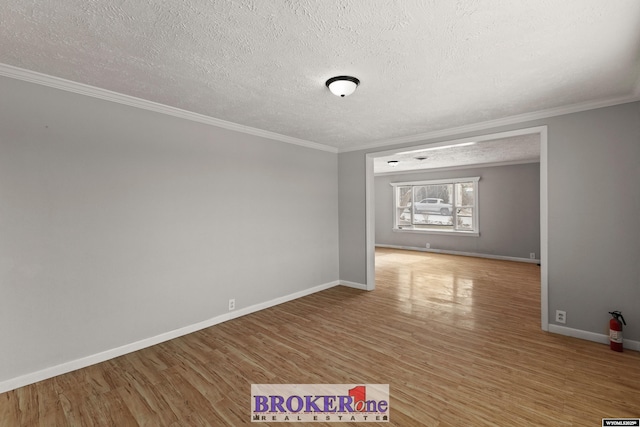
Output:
top-left (326, 76), bottom-right (360, 97)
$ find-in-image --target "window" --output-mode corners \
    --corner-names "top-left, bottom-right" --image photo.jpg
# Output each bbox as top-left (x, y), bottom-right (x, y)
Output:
top-left (391, 177), bottom-right (479, 235)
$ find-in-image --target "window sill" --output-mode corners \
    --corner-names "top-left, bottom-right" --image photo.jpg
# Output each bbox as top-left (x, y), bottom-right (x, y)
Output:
top-left (392, 228), bottom-right (479, 237)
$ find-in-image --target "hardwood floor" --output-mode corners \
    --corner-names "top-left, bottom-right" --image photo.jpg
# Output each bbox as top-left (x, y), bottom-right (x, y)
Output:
top-left (1, 248), bottom-right (639, 426)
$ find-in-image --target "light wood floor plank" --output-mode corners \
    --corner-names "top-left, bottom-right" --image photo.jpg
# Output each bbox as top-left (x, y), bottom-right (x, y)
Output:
top-left (1, 248), bottom-right (639, 425)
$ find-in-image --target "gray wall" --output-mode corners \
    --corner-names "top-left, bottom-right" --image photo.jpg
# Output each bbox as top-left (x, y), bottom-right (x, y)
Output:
top-left (339, 101), bottom-right (640, 341)
top-left (375, 163), bottom-right (541, 259)
top-left (0, 76), bottom-right (339, 383)
top-left (338, 153), bottom-right (367, 282)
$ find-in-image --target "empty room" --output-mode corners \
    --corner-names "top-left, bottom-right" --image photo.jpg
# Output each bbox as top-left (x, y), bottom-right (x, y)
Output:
top-left (1, 1), bottom-right (639, 426)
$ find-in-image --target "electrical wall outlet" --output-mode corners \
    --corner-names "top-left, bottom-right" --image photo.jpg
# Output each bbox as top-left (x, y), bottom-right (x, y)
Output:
top-left (555, 310), bottom-right (566, 324)
top-left (228, 299), bottom-right (235, 311)
top-left (426, 243), bottom-right (431, 249)
top-left (530, 252), bottom-right (536, 259)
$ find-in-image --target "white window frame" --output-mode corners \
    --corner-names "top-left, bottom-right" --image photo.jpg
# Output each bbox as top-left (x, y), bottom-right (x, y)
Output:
top-left (390, 176), bottom-right (480, 236)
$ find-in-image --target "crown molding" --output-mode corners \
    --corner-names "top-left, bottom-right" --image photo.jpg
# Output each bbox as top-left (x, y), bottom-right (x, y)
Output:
top-left (0, 63), bottom-right (338, 154)
top-left (2, 62), bottom-right (637, 156)
top-left (339, 93), bottom-right (640, 153)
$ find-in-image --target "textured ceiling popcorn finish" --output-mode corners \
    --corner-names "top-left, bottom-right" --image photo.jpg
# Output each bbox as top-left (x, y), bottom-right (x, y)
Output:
top-left (1, 1), bottom-right (640, 151)
top-left (374, 133), bottom-right (540, 174)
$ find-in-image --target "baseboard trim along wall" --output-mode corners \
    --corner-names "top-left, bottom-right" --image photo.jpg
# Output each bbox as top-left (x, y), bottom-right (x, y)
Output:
top-left (0, 280), bottom-right (341, 394)
top-left (548, 324), bottom-right (640, 352)
top-left (375, 244), bottom-right (540, 264)
top-left (339, 280), bottom-right (368, 290)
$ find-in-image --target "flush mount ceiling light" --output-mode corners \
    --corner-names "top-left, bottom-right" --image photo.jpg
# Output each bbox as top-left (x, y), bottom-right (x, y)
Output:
top-left (326, 76), bottom-right (360, 97)
top-left (387, 160), bottom-right (399, 167)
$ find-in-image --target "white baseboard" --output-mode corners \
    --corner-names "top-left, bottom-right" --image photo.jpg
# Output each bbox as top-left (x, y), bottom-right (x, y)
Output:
top-left (376, 244), bottom-right (540, 264)
top-left (339, 280), bottom-right (368, 290)
top-left (548, 324), bottom-right (640, 351)
top-left (0, 280), bottom-right (340, 394)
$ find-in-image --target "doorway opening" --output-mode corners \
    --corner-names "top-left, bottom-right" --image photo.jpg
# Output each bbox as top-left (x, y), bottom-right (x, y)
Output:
top-left (364, 126), bottom-right (548, 331)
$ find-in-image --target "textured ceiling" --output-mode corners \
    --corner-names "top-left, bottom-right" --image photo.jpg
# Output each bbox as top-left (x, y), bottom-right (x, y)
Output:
top-left (374, 133), bottom-right (540, 174)
top-left (1, 1), bottom-right (639, 151)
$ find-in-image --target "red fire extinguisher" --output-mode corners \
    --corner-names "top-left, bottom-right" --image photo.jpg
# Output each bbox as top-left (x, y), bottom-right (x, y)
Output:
top-left (609, 311), bottom-right (626, 352)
